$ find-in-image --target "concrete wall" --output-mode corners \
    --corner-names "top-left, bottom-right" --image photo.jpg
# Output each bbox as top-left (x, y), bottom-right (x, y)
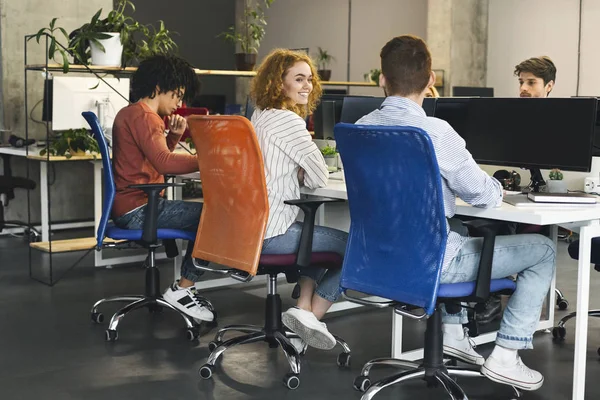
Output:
top-left (485, 0), bottom-right (599, 190)
top-left (0, 1), bottom-right (113, 224)
top-left (257, 0), bottom-right (427, 97)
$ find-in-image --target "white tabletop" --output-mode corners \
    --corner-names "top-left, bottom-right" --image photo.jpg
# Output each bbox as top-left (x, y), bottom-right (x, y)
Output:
top-left (0, 145), bottom-right (34, 157)
top-left (301, 181), bottom-right (600, 226)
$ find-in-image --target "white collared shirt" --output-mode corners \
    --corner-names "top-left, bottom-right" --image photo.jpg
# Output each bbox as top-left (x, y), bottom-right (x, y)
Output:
top-left (357, 96), bottom-right (503, 269)
top-left (252, 108), bottom-right (329, 239)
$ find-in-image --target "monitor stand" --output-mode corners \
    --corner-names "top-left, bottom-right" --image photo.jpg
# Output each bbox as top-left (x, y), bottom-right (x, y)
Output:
top-left (527, 168), bottom-right (546, 193)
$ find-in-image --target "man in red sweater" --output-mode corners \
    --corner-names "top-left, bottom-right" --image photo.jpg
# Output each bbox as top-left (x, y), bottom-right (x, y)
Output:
top-left (111, 55), bottom-right (213, 322)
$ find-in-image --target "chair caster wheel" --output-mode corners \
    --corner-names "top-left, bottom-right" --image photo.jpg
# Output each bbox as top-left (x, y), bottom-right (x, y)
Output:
top-left (353, 375), bottom-right (371, 392)
top-left (283, 373), bottom-right (300, 390)
top-left (91, 312), bottom-right (104, 324)
top-left (337, 352), bottom-right (351, 368)
top-left (557, 299), bottom-right (569, 310)
top-left (208, 341), bottom-right (219, 352)
top-left (552, 326), bottom-right (566, 340)
top-left (199, 364), bottom-right (214, 379)
top-left (105, 329), bottom-right (118, 342)
top-left (186, 327), bottom-right (199, 341)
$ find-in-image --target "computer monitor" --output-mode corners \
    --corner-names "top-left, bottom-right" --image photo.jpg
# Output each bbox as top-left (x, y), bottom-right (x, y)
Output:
top-left (340, 96), bottom-right (384, 123)
top-left (323, 89), bottom-right (348, 96)
top-left (452, 86), bottom-right (494, 97)
top-left (422, 97), bottom-right (437, 117)
top-left (244, 97), bottom-right (255, 120)
top-left (51, 76), bottom-right (130, 131)
top-left (313, 94), bottom-right (346, 139)
top-left (191, 94), bottom-right (226, 115)
top-left (434, 97), bottom-right (597, 174)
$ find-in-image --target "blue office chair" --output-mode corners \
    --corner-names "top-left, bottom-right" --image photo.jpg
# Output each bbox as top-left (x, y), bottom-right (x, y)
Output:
top-left (552, 238), bottom-right (600, 356)
top-left (334, 123), bottom-right (519, 399)
top-left (82, 111), bottom-right (213, 342)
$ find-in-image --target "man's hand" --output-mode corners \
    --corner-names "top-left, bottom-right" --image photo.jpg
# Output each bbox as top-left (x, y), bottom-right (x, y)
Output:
top-left (167, 114), bottom-right (187, 136)
top-left (298, 168), bottom-right (305, 186)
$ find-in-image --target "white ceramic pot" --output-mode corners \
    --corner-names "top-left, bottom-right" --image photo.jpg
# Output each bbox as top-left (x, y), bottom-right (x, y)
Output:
top-left (90, 33), bottom-right (123, 67)
top-left (546, 180), bottom-right (567, 193)
top-left (324, 155), bottom-right (338, 171)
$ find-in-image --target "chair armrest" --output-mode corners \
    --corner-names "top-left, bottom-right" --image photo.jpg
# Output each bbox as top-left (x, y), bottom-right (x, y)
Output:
top-left (460, 220), bottom-right (505, 302)
top-left (284, 197), bottom-right (345, 268)
top-left (127, 182), bottom-right (184, 244)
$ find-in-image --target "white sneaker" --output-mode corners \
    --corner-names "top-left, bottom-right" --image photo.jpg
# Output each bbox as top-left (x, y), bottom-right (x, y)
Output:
top-left (443, 327), bottom-right (485, 365)
top-left (289, 338), bottom-right (308, 355)
top-left (282, 307), bottom-right (336, 350)
top-left (163, 283), bottom-right (214, 322)
top-left (481, 355), bottom-right (544, 391)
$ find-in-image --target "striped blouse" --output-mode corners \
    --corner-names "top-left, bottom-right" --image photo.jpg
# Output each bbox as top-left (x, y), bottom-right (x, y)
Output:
top-left (252, 108), bottom-right (329, 239)
top-left (357, 96), bottom-right (503, 270)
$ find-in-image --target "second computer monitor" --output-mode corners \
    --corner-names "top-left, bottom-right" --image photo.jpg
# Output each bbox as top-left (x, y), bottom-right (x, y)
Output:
top-left (434, 97), bottom-right (597, 172)
top-left (452, 86), bottom-right (494, 97)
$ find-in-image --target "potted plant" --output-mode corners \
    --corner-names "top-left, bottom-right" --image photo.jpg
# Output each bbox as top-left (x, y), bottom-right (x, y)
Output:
top-left (315, 47), bottom-right (335, 81)
top-left (29, 0), bottom-right (178, 72)
top-left (39, 128), bottom-right (99, 159)
top-left (320, 143), bottom-right (338, 171)
top-left (363, 68), bottom-right (381, 84)
top-left (546, 168), bottom-right (567, 193)
top-left (218, 0), bottom-right (275, 71)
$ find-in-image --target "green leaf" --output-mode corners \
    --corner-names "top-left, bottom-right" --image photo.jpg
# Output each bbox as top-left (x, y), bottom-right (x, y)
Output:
top-left (91, 9), bottom-right (103, 26)
top-left (61, 51), bottom-right (70, 73)
top-left (49, 39), bottom-right (56, 58)
top-left (58, 27), bottom-right (69, 40)
top-left (50, 17), bottom-right (57, 29)
top-left (90, 38), bottom-right (106, 53)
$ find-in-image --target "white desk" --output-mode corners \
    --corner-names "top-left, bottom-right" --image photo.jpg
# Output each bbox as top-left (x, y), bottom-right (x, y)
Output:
top-left (0, 145), bottom-right (94, 240)
top-left (302, 181), bottom-right (600, 400)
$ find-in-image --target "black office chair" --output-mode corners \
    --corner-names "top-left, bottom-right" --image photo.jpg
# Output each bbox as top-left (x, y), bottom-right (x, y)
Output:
top-left (552, 238), bottom-right (600, 355)
top-left (0, 173), bottom-right (40, 241)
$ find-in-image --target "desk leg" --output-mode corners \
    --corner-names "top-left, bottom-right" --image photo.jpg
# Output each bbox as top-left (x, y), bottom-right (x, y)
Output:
top-left (40, 162), bottom-right (49, 243)
top-left (171, 176), bottom-right (182, 281)
top-left (391, 311), bottom-right (403, 358)
top-left (546, 225), bottom-right (558, 327)
top-left (572, 223), bottom-right (599, 400)
top-left (316, 204), bottom-right (325, 226)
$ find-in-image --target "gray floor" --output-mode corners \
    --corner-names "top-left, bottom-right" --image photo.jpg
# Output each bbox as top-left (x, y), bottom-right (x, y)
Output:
top-left (1, 234), bottom-right (600, 400)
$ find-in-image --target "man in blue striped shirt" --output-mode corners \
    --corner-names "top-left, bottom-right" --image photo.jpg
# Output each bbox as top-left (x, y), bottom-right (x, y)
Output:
top-left (356, 35), bottom-right (556, 391)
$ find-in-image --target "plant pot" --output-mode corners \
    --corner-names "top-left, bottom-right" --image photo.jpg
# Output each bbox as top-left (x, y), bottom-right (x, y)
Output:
top-left (318, 69), bottom-right (332, 81)
top-left (235, 53), bottom-right (257, 71)
top-left (546, 180), bottom-right (567, 193)
top-left (90, 33), bottom-right (123, 67)
top-left (324, 155), bottom-right (337, 171)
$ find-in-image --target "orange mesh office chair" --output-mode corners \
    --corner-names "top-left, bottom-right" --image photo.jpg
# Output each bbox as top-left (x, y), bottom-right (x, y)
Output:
top-left (187, 115), bottom-right (351, 390)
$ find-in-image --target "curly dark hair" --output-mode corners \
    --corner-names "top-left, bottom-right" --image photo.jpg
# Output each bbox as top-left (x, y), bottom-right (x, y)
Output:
top-left (131, 55), bottom-right (200, 103)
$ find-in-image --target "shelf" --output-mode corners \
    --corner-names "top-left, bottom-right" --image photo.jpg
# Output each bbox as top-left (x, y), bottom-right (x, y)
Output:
top-left (27, 153), bottom-right (100, 162)
top-left (30, 237), bottom-right (124, 253)
top-left (25, 64), bottom-right (380, 87)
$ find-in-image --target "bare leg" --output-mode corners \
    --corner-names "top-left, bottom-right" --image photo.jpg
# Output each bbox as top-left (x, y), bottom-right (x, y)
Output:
top-left (296, 277), bottom-right (316, 312)
top-left (312, 295), bottom-right (333, 320)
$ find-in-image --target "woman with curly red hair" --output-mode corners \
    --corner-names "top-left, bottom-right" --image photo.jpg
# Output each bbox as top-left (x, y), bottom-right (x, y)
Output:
top-left (249, 49), bottom-right (348, 354)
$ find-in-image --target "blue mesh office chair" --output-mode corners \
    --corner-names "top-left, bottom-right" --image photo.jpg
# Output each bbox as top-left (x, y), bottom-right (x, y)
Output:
top-left (334, 123), bottom-right (518, 399)
top-left (552, 239), bottom-right (600, 356)
top-left (82, 111), bottom-right (213, 342)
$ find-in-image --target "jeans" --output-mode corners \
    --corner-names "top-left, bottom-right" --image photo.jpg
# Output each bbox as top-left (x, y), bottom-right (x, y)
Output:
top-left (261, 222), bottom-right (348, 302)
top-left (440, 233), bottom-right (556, 349)
top-left (113, 199), bottom-right (205, 282)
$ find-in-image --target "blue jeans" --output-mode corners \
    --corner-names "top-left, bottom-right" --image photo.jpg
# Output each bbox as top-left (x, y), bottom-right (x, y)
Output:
top-left (113, 199), bottom-right (205, 282)
top-left (441, 233), bottom-right (556, 350)
top-left (261, 222), bottom-right (348, 302)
